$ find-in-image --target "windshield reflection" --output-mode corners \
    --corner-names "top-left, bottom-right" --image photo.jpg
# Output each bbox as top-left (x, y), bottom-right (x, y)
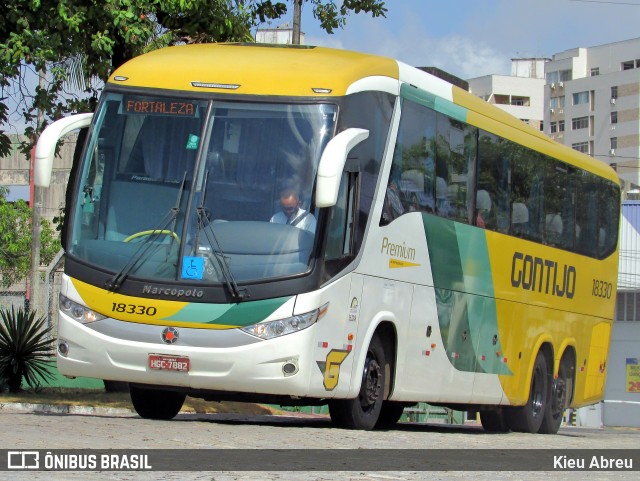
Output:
top-left (69, 93), bottom-right (336, 286)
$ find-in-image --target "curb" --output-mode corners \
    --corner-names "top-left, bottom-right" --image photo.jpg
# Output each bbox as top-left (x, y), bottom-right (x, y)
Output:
top-left (0, 402), bottom-right (133, 416)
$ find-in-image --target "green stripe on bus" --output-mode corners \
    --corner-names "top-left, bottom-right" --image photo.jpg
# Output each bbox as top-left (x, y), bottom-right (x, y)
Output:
top-left (162, 296), bottom-right (293, 327)
top-left (423, 214), bottom-right (511, 375)
top-left (400, 83), bottom-right (468, 122)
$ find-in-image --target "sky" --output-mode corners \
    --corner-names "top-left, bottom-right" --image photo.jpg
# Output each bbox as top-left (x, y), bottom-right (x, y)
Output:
top-left (3, 0), bottom-right (639, 135)
top-left (288, 0), bottom-right (640, 80)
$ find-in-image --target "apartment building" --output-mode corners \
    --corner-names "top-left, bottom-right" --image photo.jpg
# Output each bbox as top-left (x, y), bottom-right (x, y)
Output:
top-left (545, 38), bottom-right (640, 191)
top-left (468, 58), bottom-right (548, 131)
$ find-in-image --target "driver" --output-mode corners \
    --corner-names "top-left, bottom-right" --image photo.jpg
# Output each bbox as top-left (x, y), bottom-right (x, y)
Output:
top-left (270, 187), bottom-right (317, 234)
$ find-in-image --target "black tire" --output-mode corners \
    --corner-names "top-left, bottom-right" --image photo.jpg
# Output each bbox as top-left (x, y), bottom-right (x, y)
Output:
top-left (103, 380), bottom-right (129, 392)
top-left (375, 401), bottom-right (407, 429)
top-left (539, 362), bottom-right (571, 434)
top-left (480, 409), bottom-right (510, 433)
top-left (130, 384), bottom-right (186, 420)
top-left (506, 352), bottom-right (549, 433)
top-left (329, 334), bottom-right (386, 430)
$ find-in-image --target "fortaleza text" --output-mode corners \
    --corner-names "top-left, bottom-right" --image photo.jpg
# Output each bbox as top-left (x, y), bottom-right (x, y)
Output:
top-left (554, 455), bottom-right (633, 470)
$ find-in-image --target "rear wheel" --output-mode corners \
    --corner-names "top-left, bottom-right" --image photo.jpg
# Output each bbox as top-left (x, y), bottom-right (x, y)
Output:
top-left (329, 334), bottom-right (386, 430)
top-left (506, 352), bottom-right (549, 433)
top-left (539, 361), bottom-right (571, 434)
top-left (480, 409), bottom-right (510, 433)
top-left (130, 385), bottom-right (186, 420)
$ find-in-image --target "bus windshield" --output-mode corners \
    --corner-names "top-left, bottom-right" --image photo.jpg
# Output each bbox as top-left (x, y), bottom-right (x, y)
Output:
top-left (69, 91), bottom-right (337, 285)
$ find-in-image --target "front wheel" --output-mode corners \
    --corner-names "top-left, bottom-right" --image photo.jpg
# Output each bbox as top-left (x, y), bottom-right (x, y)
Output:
top-left (130, 385), bottom-right (186, 420)
top-left (329, 334), bottom-right (386, 430)
top-left (506, 352), bottom-right (549, 433)
top-left (375, 401), bottom-right (408, 429)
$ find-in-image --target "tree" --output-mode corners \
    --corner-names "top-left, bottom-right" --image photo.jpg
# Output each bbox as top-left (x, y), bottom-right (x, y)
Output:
top-left (0, 195), bottom-right (59, 288)
top-left (0, 1), bottom-right (387, 158)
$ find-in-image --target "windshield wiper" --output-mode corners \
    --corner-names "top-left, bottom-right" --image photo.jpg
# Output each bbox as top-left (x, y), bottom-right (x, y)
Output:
top-left (195, 171), bottom-right (248, 301)
top-left (105, 172), bottom-right (187, 291)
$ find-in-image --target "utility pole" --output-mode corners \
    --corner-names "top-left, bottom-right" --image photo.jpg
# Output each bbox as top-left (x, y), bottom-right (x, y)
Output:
top-left (292, 0), bottom-right (302, 45)
top-left (29, 68), bottom-right (45, 313)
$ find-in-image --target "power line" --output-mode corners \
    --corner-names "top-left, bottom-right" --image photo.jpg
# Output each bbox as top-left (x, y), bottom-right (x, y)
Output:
top-left (569, 0), bottom-right (640, 5)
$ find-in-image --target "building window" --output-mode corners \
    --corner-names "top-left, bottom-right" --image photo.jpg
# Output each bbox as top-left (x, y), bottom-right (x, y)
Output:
top-left (572, 142), bottom-right (589, 154)
top-left (547, 70), bottom-right (571, 85)
top-left (616, 291), bottom-right (640, 322)
top-left (550, 122), bottom-right (558, 133)
top-left (558, 120), bottom-right (565, 132)
top-left (572, 116), bottom-right (589, 130)
top-left (511, 96), bottom-right (529, 106)
top-left (622, 60), bottom-right (635, 70)
top-left (550, 96), bottom-right (566, 109)
top-left (611, 137), bottom-right (618, 150)
top-left (572, 91), bottom-right (589, 105)
top-left (611, 111), bottom-right (618, 124)
top-left (590, 67), bottom-right (600, 76)
top-left (611, 86), bottom-right (618, 99)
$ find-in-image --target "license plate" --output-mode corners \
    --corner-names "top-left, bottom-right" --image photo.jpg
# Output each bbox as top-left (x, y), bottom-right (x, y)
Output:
top-left (148, 354), bottom-right (190, 372)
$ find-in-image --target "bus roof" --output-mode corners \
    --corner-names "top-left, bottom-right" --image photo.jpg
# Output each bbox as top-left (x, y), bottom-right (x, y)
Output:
top-left (108, 43), bottom-right (618, 185)
top-left (108, 43), bottom-right (399, 97)
top-left (453, 86), bottom-right (620, 184)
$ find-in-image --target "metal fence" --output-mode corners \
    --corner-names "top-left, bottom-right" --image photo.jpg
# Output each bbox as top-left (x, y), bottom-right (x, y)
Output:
top-left (0, 251), bottom-right (64, 337)
top-left (0, 289), bottom-right (28, 311)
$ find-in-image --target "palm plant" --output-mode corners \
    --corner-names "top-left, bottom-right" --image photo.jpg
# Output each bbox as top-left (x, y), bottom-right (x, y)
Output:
top-left (0, 306), bottom-right (55, 392)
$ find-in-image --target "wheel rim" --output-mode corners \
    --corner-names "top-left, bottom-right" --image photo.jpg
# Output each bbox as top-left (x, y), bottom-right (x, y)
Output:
top-left (531, 363), bottom-right (546, 418)
top-left (550, 377), bottom-right (567, 419)
top-left (359, 350), bottom-right (382, 411)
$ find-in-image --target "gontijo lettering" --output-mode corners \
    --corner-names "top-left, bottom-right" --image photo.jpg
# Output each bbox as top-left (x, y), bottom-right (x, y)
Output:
top-left (511, 251), bottom-right (576, 299)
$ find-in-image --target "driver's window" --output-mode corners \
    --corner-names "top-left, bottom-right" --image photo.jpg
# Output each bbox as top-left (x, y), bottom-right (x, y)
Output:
top-left (325, 172), bottom-right (355, 260)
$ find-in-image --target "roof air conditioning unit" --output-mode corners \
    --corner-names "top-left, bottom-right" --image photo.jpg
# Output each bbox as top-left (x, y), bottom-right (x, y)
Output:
top-left (558, 109), bottom-right (564, 114)
top-left (609, 149), bottom-right (616, 155)
top-left (550, 83), bottom-right (556, 89)
top-left (550, 108), bottom-right (555, 114)
top-left (559, 81), bottom-right (564, 88)
top-left (610, 98), bottom-right (616, 105)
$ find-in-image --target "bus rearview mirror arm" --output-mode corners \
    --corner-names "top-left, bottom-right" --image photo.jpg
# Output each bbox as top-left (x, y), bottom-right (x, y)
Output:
top-left (315, 128), bottom-right (369, 208)
top-left (34, 113), bottom-right (94, 187)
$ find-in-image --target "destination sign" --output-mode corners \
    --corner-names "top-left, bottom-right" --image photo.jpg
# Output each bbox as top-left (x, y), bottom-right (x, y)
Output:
top-left (123, 97), bottom-right (197, 117)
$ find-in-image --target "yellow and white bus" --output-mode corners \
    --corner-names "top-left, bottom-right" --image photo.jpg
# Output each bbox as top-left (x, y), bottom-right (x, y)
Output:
top-left (36, 43), bottom-right (620, 433)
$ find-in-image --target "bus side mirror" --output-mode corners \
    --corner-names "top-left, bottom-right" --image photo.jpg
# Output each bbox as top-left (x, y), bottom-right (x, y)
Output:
top-left (315, 128), bottom-right (369, 208)
top-left (34, 113), bottom-right (93, 187)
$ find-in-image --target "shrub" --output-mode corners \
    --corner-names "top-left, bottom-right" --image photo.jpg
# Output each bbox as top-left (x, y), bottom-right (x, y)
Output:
top-left (0, 306), bottom-right (55, 392)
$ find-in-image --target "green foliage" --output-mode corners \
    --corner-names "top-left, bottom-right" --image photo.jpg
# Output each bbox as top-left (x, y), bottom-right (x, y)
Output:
top-left (0, 306), bottom-right (55, 393)
top-left (0, 198), bottom-right (60, 288)
top-left (0, 0), bottom-right (387, 158)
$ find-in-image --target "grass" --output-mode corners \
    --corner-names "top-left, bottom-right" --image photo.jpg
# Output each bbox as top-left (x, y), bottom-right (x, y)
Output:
top-left (0, 387), bottom-right (278, 415)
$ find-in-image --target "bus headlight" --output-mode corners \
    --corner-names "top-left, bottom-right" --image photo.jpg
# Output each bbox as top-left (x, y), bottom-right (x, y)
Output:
top-left (241, 303), bottom-right (328, 340)
top-left (59, 294), bottom-right (106, 324)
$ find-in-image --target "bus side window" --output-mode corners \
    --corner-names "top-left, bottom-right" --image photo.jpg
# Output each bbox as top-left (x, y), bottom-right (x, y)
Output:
top-left (435, 113), bottom-right (475, 223)
top-left (382, 98), bottom-right (437, 225)
top-left (598, 180), bottom-right (621, 258)
top-left (511, 202), bottom-right (530, 237)
top-left (477, 130), bottom-right (509, 232)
